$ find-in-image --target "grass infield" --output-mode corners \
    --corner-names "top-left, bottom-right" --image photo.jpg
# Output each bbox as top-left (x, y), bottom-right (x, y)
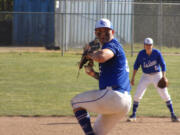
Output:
top-left (0, 50), bottom-right (179, 117)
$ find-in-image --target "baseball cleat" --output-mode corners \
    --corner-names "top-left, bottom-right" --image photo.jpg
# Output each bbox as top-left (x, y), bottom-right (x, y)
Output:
top-left (127, 115), bottom-right (136, 122)
top-left (171, 115), bottom-right (180, 122)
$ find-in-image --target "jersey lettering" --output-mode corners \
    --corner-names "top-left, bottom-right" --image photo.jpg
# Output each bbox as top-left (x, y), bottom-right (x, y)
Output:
top-left (154, 65), bottom-right (158, 71)
top-left (126, 59), bottom-right (130, 72)
top-left (143, 60), bottom-right (157, 68)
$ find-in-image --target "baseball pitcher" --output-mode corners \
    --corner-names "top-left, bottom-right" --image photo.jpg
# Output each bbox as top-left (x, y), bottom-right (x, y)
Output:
top-left (71, 18), bottom-right (132, 135)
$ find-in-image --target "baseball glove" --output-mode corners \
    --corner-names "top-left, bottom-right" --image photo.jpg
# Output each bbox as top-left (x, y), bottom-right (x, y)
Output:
top-left (157, 77), bottom-right (168, 88)
top-left (78, 38), bottom-right (100, 69)
top-left (77, 38), bottom-right (100, 78)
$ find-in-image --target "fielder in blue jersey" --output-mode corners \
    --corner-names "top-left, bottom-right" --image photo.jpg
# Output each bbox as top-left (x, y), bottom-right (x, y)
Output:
top-left (127, 37), bottom-right (179, 122)
top-left (71, 18), bottom-right (132, 135)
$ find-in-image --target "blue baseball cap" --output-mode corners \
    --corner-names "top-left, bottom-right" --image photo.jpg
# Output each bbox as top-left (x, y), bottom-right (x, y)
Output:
top-left (95, 18), bottom-right (113, 30)
top-left (144, 37), bottom-right (153, 45)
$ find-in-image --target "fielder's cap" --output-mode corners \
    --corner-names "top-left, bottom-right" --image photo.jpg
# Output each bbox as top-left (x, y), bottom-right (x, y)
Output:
top-left (144, 37), bottom-right (153, 45)
top-left (95, 18), bottom-right (113, 30)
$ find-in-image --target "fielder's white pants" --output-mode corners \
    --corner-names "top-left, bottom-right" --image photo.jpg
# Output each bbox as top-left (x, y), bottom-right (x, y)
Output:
top-left (71, 87), bottom-right (131, 135)
top-left (133, 72), bottom-right (171, 102)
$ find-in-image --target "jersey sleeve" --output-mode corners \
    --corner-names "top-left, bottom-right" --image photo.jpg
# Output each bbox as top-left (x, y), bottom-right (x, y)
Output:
top-left (102, 42), bottom-right (117, 55)
top-left (134, 53), bottom-right (141, 70)
top-left (158, 51), bottom-right (166, 71)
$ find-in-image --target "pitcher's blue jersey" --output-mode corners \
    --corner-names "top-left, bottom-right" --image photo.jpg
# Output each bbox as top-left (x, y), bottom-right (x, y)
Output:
top-left (99, 38), bottom-right (131, 93)
top-left (134, 49), bottom-right (166, 74)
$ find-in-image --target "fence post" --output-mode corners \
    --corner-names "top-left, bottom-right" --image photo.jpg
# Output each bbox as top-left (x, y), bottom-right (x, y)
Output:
top-left (158, 1), bottom-right (163, 50)
top-left (131, 2), bottom-right (134, 57)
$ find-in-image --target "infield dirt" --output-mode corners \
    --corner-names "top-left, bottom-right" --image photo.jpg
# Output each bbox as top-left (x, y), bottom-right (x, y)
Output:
top-left (0, 116), bottom-right (179, 135)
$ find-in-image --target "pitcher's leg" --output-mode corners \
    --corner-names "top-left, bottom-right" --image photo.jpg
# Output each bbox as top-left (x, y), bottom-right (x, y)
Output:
top-left (71, 90), bottom-right (108, 135)
top-left (73, 108), bottom-right (95, 135)
top-left (93, 113), bottom-right (123, 135)
top-left (71, 89), bottom-right (109, 112)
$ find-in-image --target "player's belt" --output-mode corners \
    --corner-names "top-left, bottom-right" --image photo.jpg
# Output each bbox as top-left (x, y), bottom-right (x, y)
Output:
top-left (149, 72), bottom-right (158, 75)
top-left (106, 86), bottom-right (130, 95)
top-left (144, 72), bottom-right (159, 75)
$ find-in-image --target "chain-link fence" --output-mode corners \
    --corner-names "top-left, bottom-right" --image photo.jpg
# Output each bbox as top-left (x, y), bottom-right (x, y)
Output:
top-left (55, 0), bottom-right (180, 55)
top-left (133, 2), bottom-right (180, 47)
top-left (0, 1), bottom-right (180, 55)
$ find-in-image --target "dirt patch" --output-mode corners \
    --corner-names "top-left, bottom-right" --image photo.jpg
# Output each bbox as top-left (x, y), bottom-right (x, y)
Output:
top-left (0, 116), bottom-right (179, 135)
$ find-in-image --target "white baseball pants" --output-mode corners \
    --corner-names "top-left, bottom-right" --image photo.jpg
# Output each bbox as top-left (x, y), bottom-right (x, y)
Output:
top-left (133, 72), bottom-right (171, 102)
top-left (71, 87), bottom-right (131, 135)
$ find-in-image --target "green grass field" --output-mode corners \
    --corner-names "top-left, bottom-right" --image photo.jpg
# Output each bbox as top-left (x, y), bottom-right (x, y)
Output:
top-left (0, 51), bottom-right (179, 117)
